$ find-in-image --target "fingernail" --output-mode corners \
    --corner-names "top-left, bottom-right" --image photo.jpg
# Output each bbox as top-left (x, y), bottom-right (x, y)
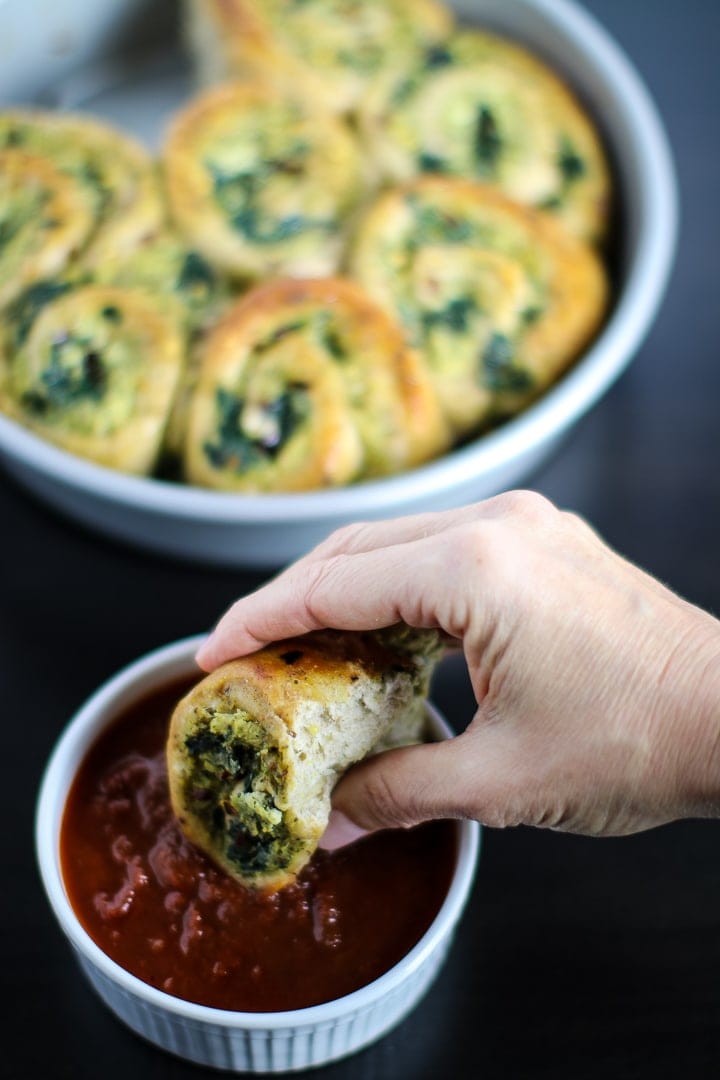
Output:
top-left (319, 809), bottom-right (370, 851)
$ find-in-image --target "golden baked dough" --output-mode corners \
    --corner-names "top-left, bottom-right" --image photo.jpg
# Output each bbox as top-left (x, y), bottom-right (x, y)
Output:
top-left (183, 0), bottom-right (453, 115)
top-left (0, 285), bottom-right (184, 475)
top-left (0, 150), bottom-right (94, 309)
top-left (184, 276), bottom-right (450, 492)
top-left (163, 81), bottom-right (367, 282)
top-left (347, 176), bottom-right (609, 438)
top-left (358, 29), bottom-right (612, 245)
top-left (167, 626), bottom-right (444, 891)
top-left (0, 110), bottom-right (164, 268)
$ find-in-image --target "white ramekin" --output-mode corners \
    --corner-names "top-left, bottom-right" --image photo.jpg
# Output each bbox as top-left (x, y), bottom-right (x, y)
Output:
top-left (35, 635), bottom-right (482, 1073)
top-left (0, 0), bottom-right (678, 568)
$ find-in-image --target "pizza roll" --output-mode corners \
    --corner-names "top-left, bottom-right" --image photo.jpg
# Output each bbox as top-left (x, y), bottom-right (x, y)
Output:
top-left (163, 81), bottom-right (367, 282)
top-left (0, 110), bottom-right (164, 268)
top-left (347, 176), bottom-right (609, 438)
top-left (167, 626), bottom-right (444, 891)
top-left (0, 149), bottom-right (95, 309)
top-left (182, 0), bottom-right (453, 115)
top-left (96, 230), bottom-right (233, 336)
top-left (358, 29), bottom-right (612, 245)
top-left (184, 276), bottom-right (450, 492)
top-left (1, 285), bottom-right (184, 475)
top-left (88, 231), bottom-right (235, 465)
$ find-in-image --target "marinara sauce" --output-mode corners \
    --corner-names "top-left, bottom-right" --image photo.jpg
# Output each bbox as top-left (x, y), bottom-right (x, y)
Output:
top-left (60, 677), bottom-right (458, 1012)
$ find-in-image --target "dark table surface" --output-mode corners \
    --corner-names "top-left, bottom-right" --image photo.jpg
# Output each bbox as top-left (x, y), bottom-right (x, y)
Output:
top-left (3, 1), bottom-right (720, 1077)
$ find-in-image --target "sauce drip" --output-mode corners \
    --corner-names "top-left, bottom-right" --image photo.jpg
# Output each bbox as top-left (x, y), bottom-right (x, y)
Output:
top-left (60, 676), bottom-right (457, 1012)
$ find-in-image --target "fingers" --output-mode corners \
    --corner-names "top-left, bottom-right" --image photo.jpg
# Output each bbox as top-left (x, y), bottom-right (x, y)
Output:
top-left (196, 490), bottom-right (562, 671)
top-left (303, 490), bottom-right (558, 563)
top-left (196, 532), bottom-right (454, 670)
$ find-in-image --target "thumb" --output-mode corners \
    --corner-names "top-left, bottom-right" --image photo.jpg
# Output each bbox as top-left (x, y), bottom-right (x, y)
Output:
top-left (319, 736), bottom-right (475, 850)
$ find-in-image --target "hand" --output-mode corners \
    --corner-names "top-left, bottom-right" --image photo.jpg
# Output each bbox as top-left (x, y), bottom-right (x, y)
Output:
top-left (196, 491), bottom-right (720, 842)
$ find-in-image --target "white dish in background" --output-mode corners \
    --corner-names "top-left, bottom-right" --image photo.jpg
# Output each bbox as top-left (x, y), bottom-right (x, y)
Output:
top-left (0, 0), bottom-right (678, 568)
top-left (35, 635), bottom-right (481, 1073)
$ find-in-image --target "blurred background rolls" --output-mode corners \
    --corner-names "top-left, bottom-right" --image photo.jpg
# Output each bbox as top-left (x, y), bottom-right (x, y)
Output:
top-left (184, 276), bottom-right (450, 492)
top-left (163, 81), bottom-right (367, 282)
top-left (0, 284), bottom-right (184, 474)
top-left (347, 176), bottom-right (609, 438)
top-left (183, 0), bottom-right (454, 115)
top-left (358, 29), bottom-right (611, 245)
top-left (0, 110), bottom-right (164, 269)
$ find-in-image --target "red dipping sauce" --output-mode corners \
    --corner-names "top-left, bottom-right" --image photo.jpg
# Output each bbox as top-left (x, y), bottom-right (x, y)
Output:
top-left (60, 677), bottom-right (458, 1012)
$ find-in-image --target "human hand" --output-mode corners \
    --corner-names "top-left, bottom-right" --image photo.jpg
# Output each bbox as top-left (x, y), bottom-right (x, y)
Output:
top-left (196, 491), bottom-right (720, 843)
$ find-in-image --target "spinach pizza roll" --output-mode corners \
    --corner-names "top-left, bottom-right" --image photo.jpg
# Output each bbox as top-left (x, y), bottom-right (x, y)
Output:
top-left (0, 149), bottom-right (94, 309)
top-left (358, 29), bottom-right (612, 245)
top-left (167, 626), bottom-right (444, 891)
top-left (347, 176), bottom-right (609, 438)
top-left (184, 276), bottom-right (450, 492)
top-left (183, 0), bottom-right (453, 115)
top-left (0, 109), bottom-right (164, 268)
top-left (93, 231), bottom-right (237, 463)
top-left (1, 285), bottom-right (184, 475)
top-left (163, 81), bottom-right (367, 282)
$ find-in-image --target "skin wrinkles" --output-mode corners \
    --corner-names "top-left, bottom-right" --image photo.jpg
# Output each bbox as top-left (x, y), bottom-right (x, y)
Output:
top-left (196, 492), bottom-right (720, 845)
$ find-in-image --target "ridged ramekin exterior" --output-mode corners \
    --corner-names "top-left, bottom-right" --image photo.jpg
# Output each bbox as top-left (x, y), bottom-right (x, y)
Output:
top-left (76, 935), bottom-right (453, 1072)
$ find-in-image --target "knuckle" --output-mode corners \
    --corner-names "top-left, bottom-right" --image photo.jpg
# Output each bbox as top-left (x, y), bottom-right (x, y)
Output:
top-left (292, 556), bottom-right (342, 626)
top-left (311, 522), bottom-right (367, 560)
top-left (448, 521), bottom-right (507, 579)
top-left (495, 488), bottom-right (557, 522)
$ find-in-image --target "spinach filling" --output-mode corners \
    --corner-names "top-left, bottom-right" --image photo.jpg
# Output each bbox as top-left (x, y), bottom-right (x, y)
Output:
top-left (6, 280), bottom-right (79, 346)
top-left (425, 44), bottom-right (454, 69)
top-left (208, 154), bottom-right (332, 245)
top-left (22, 334), bottom-right (107, 414)
top-left (540, 136), bottom-right (587, 210)
top-left (474, 105), bottom-right (503, 173)
top-left (60, 158), bottom-right (111, 220)
top-left (204, 384), bottom-right (309, 472)
top-left (0, 186), bottom-right (49, 255)
top-left (0, 126), bottom-right (24, 147)
top-left (408, 198), bottom-right (476, 245)
top-left (558, 136), bottom-right (587, 183)
top-left (184, 725), bottom-right (299, 876)
top-left (417, 151), bottom-right (447, 173)
top-left (481, 332), bottom-right (534, 393)
top-left (315, 312), bottom-right (347, 361)
top-left (422, 295), bottom-right (477, 335)
top-left (176, 250), bottom-right (217, 297)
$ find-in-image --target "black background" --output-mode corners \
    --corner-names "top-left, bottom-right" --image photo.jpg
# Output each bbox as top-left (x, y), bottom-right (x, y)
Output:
top-left (3, 1), bottom-right (720, 1077)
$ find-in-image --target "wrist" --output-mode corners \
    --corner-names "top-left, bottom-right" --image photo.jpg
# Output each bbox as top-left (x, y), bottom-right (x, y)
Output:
top-left (660, 610), bottom-right (720, 819)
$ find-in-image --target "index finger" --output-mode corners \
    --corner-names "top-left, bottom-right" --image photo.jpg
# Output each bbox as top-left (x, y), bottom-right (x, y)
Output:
top-left (195, 531), bottom-right (456, 670)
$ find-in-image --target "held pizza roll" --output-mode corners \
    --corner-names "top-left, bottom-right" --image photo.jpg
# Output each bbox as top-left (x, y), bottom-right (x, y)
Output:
top-left (358, 29), bottom-right (612, 245)
top-left (163, 81), bottom-right (367, 282)
top-left (167, 626), bottom-right (444, 891)
top-left (182, 0), bottom-right (453, 115)
top-left (0, 150), bottom-right (95, 309)
top-left (0, 110), bottom-right (164, 268)
top-left (184, 276), bottom-right (450, 492)
top-left (347, 176), bottom-right (609, 438)
top-left (1, 285), bottom-right (184, 475)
